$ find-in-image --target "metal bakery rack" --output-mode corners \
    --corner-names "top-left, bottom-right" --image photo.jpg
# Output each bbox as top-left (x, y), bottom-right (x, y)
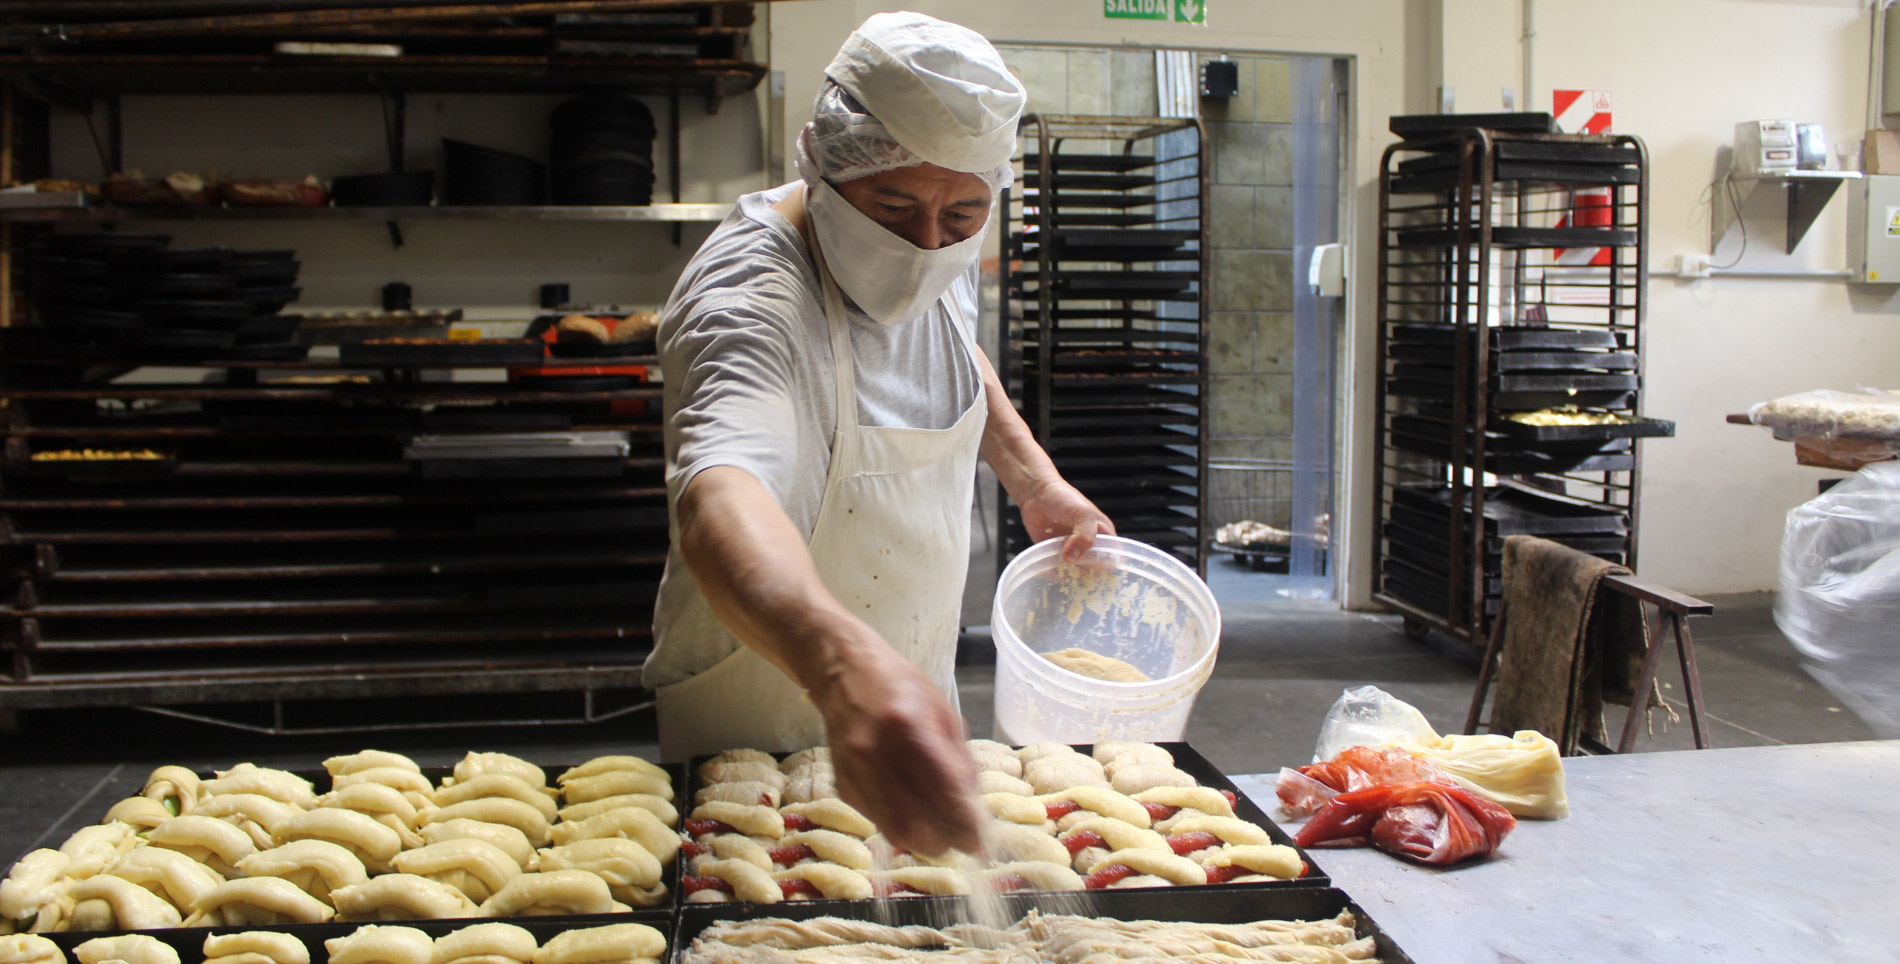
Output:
top-left (999, 114), bottom-right (1210, 575)
top-left (1372, 122), bottom-right (1674, 644)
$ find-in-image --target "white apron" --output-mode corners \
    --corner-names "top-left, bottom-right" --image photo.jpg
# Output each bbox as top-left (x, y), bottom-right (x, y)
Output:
top-left (654, 205), bottom-right (987, 762)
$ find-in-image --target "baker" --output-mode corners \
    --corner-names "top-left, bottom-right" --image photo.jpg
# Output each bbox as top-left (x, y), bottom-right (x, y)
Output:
top-left (644, 12), bottom-right (1112, 857)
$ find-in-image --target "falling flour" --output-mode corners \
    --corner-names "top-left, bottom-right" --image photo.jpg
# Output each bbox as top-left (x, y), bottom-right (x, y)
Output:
top-left (1042, 647), bottom-right (1151, 683)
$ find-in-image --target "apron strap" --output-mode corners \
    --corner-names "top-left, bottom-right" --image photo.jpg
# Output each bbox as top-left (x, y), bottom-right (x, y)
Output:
top-left (805, 186), bottom-right (862, 480)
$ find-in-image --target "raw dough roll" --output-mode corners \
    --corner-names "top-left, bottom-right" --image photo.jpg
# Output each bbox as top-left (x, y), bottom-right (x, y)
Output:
top-left (692, 781), bottom-right (781, 809)
top-left (333, 769), bottom-right (433, 798)
top-left (1059, 817), bottom-right (1170, 855)
top-left (184, 877), bottom-right (335, 927)
top-left (1165, 815), bottom-right (1270, 847)
top-left (1038, 787), bottom-right (1150, 829)
top-left (147, 816), bottom-right (257, 878)
top-left (103, 797), bottom-right (174, 831)
top-left (987, 860), bottom-right (1083, 892)
top-left (779, 800), bottom-right (873, 839)
top-left (1108, 764), bottom-right (1197, 796)
top-left (555, 757), bottom-right (668, 786)
top-left (980, 793), bottom-right (1045, 827)
top-left (685, 802), bottom-right (782, 840)
top-left (142, 766), bottom-right (202, 816)
top-left (779, 747), bottom-right (829, 772)
top-left (235, 840), bottom-right (370, 904)
top-left (73, 936), bottom-right (178, 964)
top-left (196, 794), bottom-right (303, 851)
top-left (324, 750), bottom-right (422, 778)
top-left (107, 847), bottom-right (226, 910)
top-left (772, 864), bottom-right (872, 901)
top-left (529, 924), bottom-right (665, 964)
top-left (778, 829), bottom-right (872, 871)
top-left (987, 823), bottom-right (1069, 866)
top-left (201, 931), bottom-right (309, 964)
top-left (203, 765), bottom-right (317, 810)
top-left (0, 849), bottom-right (73, 926)
top-left (422, 800), bottom-right (550, 849)
top-left (452, 754), bottom-right (546, 791)
top-left (534, 839), bottom-right (665, 908)
top-left (1093, 740), bottom-right (1173, 766)
top-left (1024, 755), bottom-right (1109, 795)
top-left (476, 871), bottom-right (627, 917)
top-left (432, 777), bottom-right (558, 824)
top-left (687, 860), bottom-right (778, 905)
top-left (554, 795), bottom-right (676, 828)
top-left (274, 809), bottom-right (402, 874)
top-left (871, 866), bottom-right (969, 897)
top-left (975, 771), bottom-right (1034, 797)
top-left (1085, 848), bottom-right (1207, 887)
top-left (59, 823), bottom-right (143, 879)
top-left (548, 807), bottom-right (678, 865)
top-left (687, 835), bottom-right (771, 875)
top-left (1201, 843), bottom-right (1303, 880)
top-left (429, 922), bottom-right (537, 964)
top-left (329, 874), bottom-right (480, 922)
top-left (392, 840), bottom-right (522, 905)
top-left (324, 926), bottom-right (434, 964)
top-left (1130, 785), bottom-right (1234, 818)
top-left (699, 749), bottom-right (774, 770)
top-left (694, 762), bottom-right (785, 795)
top-left (0, 935), bottom-right (64, 964)
top-left (557, 771), bottom-right (671, 806)
top-left (419, 820), bottom-right (535, 871)
top-left (62, 875), bottom-right (184, 931)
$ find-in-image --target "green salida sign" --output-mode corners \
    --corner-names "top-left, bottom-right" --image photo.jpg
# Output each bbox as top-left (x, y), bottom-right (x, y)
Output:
top-left (1104, 0), bottom-right (1206, 23)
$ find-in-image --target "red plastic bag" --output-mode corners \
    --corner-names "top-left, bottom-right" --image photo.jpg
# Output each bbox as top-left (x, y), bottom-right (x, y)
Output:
top-left (1294, 781), bottom-right (1516, 866)
top-left (1275, 745), bottom-right (1448, 818)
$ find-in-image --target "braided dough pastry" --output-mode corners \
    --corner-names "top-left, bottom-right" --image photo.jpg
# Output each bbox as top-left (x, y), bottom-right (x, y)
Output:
top-left (419, 820), bottom-right (535, 871)
top-left (142, 766), bottom-right (202, 817)
top-left (0, 935), bottom-right (63, 964)
top-left (1025, 755), bottom-right (1109, 796)
top-left (422, 800), bottom-right (550, 849)
top-left (1201, 844), bottom-right (1303, 880)
top-left (107, 847), bottom-right (226, 910)
top-left (324, 926), bottom-right (434, 964)
top-left (64, 875), bottom-right (184, 931)
top-left (201, 931), bottom-right (309, 964)
top-left (274, 809), bottom-right (401, 874)
top-left (780, 800), bottom-right (873, 838)
top-left (687, 802), bottom-right (782, 840)
top-left (701, 749), bottom-right (775, 769)
top-left (1109, 764), bottom-right (1196, 796)
top-left (452, 754), bottom-right (546, 791)
top-left (103, 798), bottom-right (173, 831)
top-left (1015, 742), bottom-right (1080, 764)
top-left (695, 762), bottom-right (785, 795)
top-left (0, 850), bottom-right (73, 928)
top-left (772, 864), bottom-right (871, 901)
top-left (556, 757), bottom-right (668, 786)
top-left (559, 771), bottom-right (671, 806)
top-left (476, 870), bottom-right (627, 917)
top-left (1092, 739), bottom-right (1170, 765)
top-left (532, 839), bottom-right (664, 907)
top-left (781, 764), bottom-right (837, 805)
top-left (967, 740), bottom-right (1024, 779)
top-left (329, 874), bottom-right (479, 922)
top-left (779, 748), bottom-right (829, 772)
top-left (203, 765), bottom-right (317, 810)
top-left (324, 750), bottom-right (421, 778)
top-left (555, 795), bottom-right (676, 828)
top-left (548, 807), bottom-right (677, 864)
top-left (430, 922), bottom-right (536, 964)
top-left (693, 781), bottom-right (781, 809)
top-left (184, 877), bottom-right (333, 927)
top-left (1085, 848), bottom-right (1207, 887)
top-left (530, 923), bottom-right (665, 964)
top-left (686, 860), bottom-right (778, 905)
top-left (59, 823), bottom-right (143, 879)
top-left (391, 840), bottom-right (521, 905)
top-left (433, 777), bottom-right (557, 824)
top-left (72, 936), bottom-right (177, 964)
top-left (976, 771), bottom-right (1034, 797)
top-left (196, 795), bottom-right (303, 852)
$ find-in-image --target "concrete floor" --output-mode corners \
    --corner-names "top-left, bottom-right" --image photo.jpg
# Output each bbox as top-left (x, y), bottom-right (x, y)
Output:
top-left (0, 566), bottom-right (1879, 867)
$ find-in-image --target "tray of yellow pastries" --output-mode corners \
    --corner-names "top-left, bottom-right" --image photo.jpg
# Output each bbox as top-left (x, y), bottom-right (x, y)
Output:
top-left (0, 749), bottom-right (684, 938)
top-left (673, 741), bottom-right (1324, 910)
top-left (7, 917), bottom-right (670, 964)
top-left (14, 449), bottom-right (177, 482)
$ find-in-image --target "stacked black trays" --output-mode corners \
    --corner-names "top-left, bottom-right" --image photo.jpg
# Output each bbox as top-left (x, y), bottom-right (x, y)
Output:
top-left (550, 93), bottom-right (657, 206)
top-left (1002, 115), bottom-right (1209, 574)
top-left (1372, 124), bottom-right (1673, 643)
top-left (444, 138), bottom-right (547, 206)
top-left (24, 233), bottom-right (304, 361)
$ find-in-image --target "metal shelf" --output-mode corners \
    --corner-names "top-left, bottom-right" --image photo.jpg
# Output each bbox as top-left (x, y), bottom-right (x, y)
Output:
top-left (1711, 170), bottom-right (1860, 254)
top-left (0, 201), bottom-right (732, 223)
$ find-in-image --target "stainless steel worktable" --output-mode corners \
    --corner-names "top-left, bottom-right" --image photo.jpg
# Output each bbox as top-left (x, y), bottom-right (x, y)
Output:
top-left (1233, 740), bottom-right (1900, 963)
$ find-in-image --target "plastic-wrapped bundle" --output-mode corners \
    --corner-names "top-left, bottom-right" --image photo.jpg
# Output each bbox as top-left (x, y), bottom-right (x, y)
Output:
top-left (1778, 460), bottom-right (1900, 737)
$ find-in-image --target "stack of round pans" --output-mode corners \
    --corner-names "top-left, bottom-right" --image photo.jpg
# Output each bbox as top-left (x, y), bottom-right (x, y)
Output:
top-left (444, 138), bottom-right (547, 206)
top-left (549, 93), bottom-right (656, 206)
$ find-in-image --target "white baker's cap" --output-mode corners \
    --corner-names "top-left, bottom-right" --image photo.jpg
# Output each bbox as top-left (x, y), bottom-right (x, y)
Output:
top-left (821, 11), bottom-right (1025, 178)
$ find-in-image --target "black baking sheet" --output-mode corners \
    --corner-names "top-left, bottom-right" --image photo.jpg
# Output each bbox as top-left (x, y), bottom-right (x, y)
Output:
top-left (1493, 414), bottom-right (1676, 443)
top-left (339, 341), bottom-right (543, 366)
top-left (681, 740), bottom-right (1328, 912)
top-left (1389, 323), bottom-right (1624, 350)
top-left (675, 886), bottom-right (1414, 964)
top-left (32, 912), bottom-right (676, 963)
top-left (1390, 483), bottom-right (1629, 535)
top-left (1388, 343), bottom-right (1638, 372)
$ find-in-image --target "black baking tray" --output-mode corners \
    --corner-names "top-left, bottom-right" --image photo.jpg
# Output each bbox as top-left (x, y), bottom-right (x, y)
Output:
top-left (1384, 515), bottom-right (1630, 559)
top-left (681, 740), bottom-right (1327, 909)
top-left (1390, 483), bottom-right (1629, 535)
top-left (230, 258), bottom-right (301, 287)
top-left (1392, 363), bottom-right (1639, 392)
top-left (1494, 414), bottom-right (1676, 443)
top-left (675, 887), bottom-right (1413, 964)
top-left (1395, 224), bottom-right (1638, 250)
top-left (548, 340), bottom-right (657, 358)
top-left (1390, 323), bottom-right (1624, 350)
top-left (1390, 111), bottom-right (1556, 138)
top-left (9, 454), bottom-right (178, 483)
top-left (415, 457), bottom-right (630, 480)
top-left (1390, 343), bottom-right (1638, 372)
top-left (340, 340), bottom-right (544, 367)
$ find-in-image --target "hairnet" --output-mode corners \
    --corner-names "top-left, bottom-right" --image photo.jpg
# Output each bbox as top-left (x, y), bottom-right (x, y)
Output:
top-left (795, 12), bottom-right (1023, 194)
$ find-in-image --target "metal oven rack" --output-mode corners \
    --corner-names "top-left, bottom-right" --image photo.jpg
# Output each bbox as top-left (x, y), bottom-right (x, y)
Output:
top-left (1372, 128), bottom-right (1667, 643)
top-left (999, 114), bottom-right (1210, 575)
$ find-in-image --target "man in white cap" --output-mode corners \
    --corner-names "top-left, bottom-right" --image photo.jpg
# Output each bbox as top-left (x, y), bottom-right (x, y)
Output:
top-left (644, 12), bottom-right (1112, 855)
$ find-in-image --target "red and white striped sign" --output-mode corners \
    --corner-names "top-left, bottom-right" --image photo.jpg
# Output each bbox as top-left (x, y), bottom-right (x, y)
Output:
top-left (1551, 89), bottom-right (1613, 266)
top-left (1552, 89), bottom-right (1612, 135)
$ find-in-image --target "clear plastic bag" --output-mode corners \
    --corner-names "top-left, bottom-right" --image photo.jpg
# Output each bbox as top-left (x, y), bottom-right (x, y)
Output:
top-left (1310, 684), bottom-right (1440, 763)
top-left (1776, 460), bottom-right (1900, 737)
top-left (1749, 389), bottom-right (1900, 442)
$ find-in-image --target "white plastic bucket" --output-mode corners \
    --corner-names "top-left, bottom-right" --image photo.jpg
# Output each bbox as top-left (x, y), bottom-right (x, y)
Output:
top-left (991, 535), bottom-right (1220, 745)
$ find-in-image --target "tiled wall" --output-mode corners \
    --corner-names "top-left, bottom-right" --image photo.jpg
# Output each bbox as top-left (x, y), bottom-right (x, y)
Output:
top-left (997, 45), bottom-right (1300, 531)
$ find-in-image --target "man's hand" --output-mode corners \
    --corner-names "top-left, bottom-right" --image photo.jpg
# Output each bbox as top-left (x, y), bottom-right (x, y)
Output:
top-left (808, 639), bottom-right (985, 857)
top-left (1017, 477), bottom-right (1115, 563)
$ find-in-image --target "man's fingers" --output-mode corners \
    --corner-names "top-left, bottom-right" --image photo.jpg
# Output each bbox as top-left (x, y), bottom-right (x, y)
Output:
top-left (1062, 516), bottom-right (1098, 563)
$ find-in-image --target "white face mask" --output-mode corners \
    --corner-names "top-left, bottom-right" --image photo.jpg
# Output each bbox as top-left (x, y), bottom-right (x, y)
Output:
top-left (805, 177), bottom-right (985, 326)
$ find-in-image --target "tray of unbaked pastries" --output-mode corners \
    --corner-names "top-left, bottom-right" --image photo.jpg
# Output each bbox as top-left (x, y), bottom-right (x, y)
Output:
top-left (676, 739), bottom-right (1326, 907)
top-left (0, 749), bottom-right (685, 937)
top-left (673, 886), bottom-right (1415, 963)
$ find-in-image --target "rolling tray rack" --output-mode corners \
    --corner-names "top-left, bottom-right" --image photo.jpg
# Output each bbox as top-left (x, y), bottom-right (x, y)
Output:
top-left (0, 317), bottom-right (667, 717)
top-left (1371, 124), bottom-right (1675, 645)
top-left (1000, 114), bottom-right (1210, 575)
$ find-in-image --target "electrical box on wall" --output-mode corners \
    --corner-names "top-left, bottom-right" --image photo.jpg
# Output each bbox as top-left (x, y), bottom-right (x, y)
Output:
top-left (1847, 175), bottom-right (1900, 283)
